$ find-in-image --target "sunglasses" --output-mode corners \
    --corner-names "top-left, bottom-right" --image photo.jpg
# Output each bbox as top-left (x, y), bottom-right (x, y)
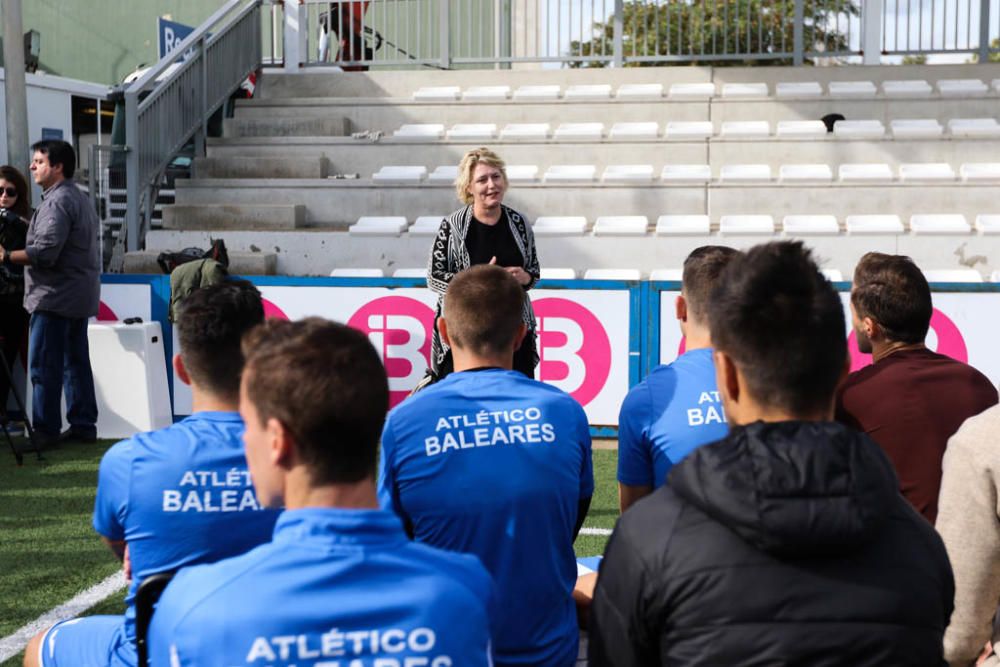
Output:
top-left (0, 187), bottom-right (17, 198)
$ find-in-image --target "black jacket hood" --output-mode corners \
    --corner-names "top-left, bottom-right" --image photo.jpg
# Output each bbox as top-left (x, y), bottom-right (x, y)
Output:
top-left (668, 420), bottom-right (899, 557)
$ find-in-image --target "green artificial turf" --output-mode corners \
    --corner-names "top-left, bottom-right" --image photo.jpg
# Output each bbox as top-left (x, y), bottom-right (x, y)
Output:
top-left (573, 448), bottom-right (618, 558)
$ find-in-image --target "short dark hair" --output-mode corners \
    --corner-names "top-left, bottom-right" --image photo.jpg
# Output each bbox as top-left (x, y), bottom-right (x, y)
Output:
top-left (176, 280), bottom-right (264, 401)
top-left (241, 318), bottom-right (389, 485)
top-left (444, 264), bottom-right (524, 356)
top-left (682, 245), bottom-right (741, 321)
top-left (851, 252), bottom-right (931, 344)
top-left (31, 140), bottom-right (76, 179)
top-left (708, 241), bottom-right (847, 415)
top-left (0, 165), bottom-right (31, 219)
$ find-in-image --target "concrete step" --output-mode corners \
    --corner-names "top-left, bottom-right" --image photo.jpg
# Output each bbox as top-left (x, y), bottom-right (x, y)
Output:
top-left (192, 156), bottom-right (331, 179)
top-left (222, 116), bottom-right (351, 138)
top-left (123, 251), bottom-right (278, 275)
top-left (162, 204), bottom-right (306, 230)
top-left (145, 228), bottom-right (1000, 280)
top-left (170, 178), bottom-right (1000, 225)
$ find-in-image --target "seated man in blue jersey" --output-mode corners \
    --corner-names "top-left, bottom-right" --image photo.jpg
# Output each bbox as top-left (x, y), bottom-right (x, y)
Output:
top-left (148, 318), bottom-right (495, 666)
top-left (617, 245), bottom-right (739, 512)
top-left (379, 264), bottom-right (594, 667)
top-left (25, 280), bottom-right (281, 667)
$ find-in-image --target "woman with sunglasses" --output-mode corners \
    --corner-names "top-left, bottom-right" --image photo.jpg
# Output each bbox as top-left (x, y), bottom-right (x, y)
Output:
top-left (0, 165), bottom-right (31, 436)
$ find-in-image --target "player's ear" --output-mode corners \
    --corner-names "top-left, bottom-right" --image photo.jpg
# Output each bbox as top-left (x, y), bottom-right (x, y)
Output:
top-left (512, 323), bottom-right (528, 351)
top-left (437, 317), bottom-right (452, 348)
top-left (675, 295), bottom-right (688, 322)
top-left (173, 354), bottom-right (191, 387)
top-left (267, 417), bottom-right (294, 468)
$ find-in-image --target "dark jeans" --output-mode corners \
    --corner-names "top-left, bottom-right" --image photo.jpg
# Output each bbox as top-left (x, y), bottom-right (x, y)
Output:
top-left (0, 300), bottom-right (29, 418)
top-left (29, 311), bottom-right (98, 438)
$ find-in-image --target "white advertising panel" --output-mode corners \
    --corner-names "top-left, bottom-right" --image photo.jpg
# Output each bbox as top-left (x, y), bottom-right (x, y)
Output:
top-left (95, 284), bottom-right (152, 322)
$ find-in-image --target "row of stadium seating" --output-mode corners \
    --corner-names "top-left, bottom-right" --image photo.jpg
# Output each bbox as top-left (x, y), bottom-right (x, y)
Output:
top-left (411, 79), bottom-right (1000, 101)
top-left (391, 118), bottom-right (1000, 141)
top-left (348, 214), bottom-right (1000, 237)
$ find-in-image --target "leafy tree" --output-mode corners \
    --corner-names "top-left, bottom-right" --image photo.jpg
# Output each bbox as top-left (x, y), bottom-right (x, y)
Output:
top-left (568, 0), bottom-right (860, 66)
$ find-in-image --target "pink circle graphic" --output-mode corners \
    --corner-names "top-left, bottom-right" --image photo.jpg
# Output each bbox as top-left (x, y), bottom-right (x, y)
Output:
top-left (262, 299), bottom-right (290, 321)
top-left (533, 297), bottom-right (612, 407)
top-left (347, 296), bottom-right (436, 407)
top-left (96, 301), bottom-right (117, 321)
top-left (847, 307), bottom-right (968, 372)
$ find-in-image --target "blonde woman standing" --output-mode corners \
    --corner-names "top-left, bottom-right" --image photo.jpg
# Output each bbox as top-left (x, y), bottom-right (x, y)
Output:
top-left (426, 148), bottom-right (540, 380)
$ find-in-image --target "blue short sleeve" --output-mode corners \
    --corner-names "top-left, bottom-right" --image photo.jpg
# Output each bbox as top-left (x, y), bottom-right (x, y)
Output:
top-left (578, 406), bottom-right (595, 498)
top-left (377, 419), bottom-right (402, 516)
top-left (92, 440), bottom-right (133, 540)
top-left (617, 383), bottom-right (654, 487)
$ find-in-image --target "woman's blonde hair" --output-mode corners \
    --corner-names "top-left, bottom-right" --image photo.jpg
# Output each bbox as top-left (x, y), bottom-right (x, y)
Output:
top-left (455, 147), bottom-right (507, 205)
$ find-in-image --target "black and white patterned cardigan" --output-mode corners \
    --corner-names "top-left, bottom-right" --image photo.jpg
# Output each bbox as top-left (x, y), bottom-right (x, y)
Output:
top-left (426, 204), bottom-right (541, 371)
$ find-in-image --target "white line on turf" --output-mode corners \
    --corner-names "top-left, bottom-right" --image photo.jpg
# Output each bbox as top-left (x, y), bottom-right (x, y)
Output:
top-left (579, 527), bottom-right (612, 536)
top-left (0, 571), bottom-right (126, 662)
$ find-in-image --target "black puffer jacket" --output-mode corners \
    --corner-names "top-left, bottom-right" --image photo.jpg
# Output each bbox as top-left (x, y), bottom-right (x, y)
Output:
top-left (590, 421), bottom-right (954, 667)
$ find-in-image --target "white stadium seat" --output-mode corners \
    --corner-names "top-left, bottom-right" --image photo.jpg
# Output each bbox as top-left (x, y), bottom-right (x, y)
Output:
top-left (553, 123), bottom-right (604, 140)
top-left (540, 268), bottom-right (577, 280)
top-left (533, 217), bottom-right (589, 236)
top-left (543, 165), bottom-right (597, 183)
top-left (616, 83), bottom-right (664, 99)
top-left (393, 124), bottom-right (445, 140)
top-left (833, 120), bottom-right (886, 139)
top-left (783, 215), bottom-right (840, 235)
top-left (898, 163), bottom-right (956, 182)
top-left (923, 269), bottom-right (983, 282)
top-left (565, 84), bottom-right (613, 100)
top-left (512, 85), bottom-right (561, 100)
top-left (721, 82), bottom-right (768, 98)
top-left (937, 79), bottom-right (988, 97)
top-left (500, 123), bottom-right (550, 140)
top-left (976, 214), bottom-right (1000, 234)
top-left (890, 119), bottom-right (944, 139)
top-left (664, 121), bottom-right (714, 139)
top-left (960, 163), bottom-right (1000, 182)
top-left (775, 82), bottom-right (822, 97)
top-left (609, 122), bottom-right (659, 140)
top-left (348, 216), bottom-right (408, 236)
top-left (839, 163), bottom-right (894, 182)
top-left (720, 215), bottom-right (775, 235)
top-left (593, 216), bottom-right (649, 236)
top-left (821, 269), bottom-right (844, 281)
top-left (828, 81), bottom-right (877, 97)
top-left (410, 216), bottom-right (445, 236)
top-left (656, 215), bottom-right (711, 235)
top-left (413, 86), bottom-right (460, 101)
top-left (668, 82), bottom-right (716, 99)
top-left (330, 268), bottom-right (385, 277)
top-left (779, 164), bottom-right (833, 182)
top-left (393, 268), bottom-right (428, 278)
top-left (650, 269), bottom-right (684, 281)
top-left (428, 165), bottom-right (458, 182)
top-left (910, 214), bottom-right (971, 234)
top-left (584, 269), bottom-right (643, 280)
top-left (462, 86), bottom-right (511, 100)
top-left (372, 166), bottom-right (427, 183)
top-left (992, 270), bottom-right (1000, 282)
top-left (446, 124), bottom-right (497, 140)
top-left (882, 80), bottom-right (933, 97)
top-left (602, 165), bottom-right (655, 183)
top-left (719, 164), bottom-right (772, 183)
top-left (845, 215), bottom-right (904, 234)
top-left (949, 118), bottom-right (1000, 138)
top-left (506, 165), bottom-right (540, 182)
top-left (776, 120), bottom-right (828, 138)
top-left (661, 164), bottom-right (712, 182)
top-left (720, 121), bottom-right (770, 138)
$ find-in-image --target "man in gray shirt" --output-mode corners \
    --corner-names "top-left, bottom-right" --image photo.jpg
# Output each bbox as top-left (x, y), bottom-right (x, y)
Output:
top-left (0, 140), bottom-right (100, 446)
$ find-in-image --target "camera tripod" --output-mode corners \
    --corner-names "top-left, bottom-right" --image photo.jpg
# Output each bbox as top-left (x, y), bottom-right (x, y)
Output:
top-left (0, 346), bottom-right (42, 465)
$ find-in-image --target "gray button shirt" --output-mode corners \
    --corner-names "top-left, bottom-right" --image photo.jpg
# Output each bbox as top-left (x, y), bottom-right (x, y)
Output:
top-left (23, 178), bottom-right (101, 318)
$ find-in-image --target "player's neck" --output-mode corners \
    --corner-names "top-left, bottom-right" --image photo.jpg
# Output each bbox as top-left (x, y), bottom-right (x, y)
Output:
top-left (871, 339), bottom-right (926, 363)
top-left (452, 348), bottom-right (512, 373)
top-left (285, 474), bottom-right (379, 511)
top-left (190, 385), bottom-right (238, 413)
top-left (681, 322), bottom-right (712, 352)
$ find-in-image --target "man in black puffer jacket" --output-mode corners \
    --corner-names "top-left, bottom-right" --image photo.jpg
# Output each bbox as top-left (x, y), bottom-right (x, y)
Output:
top-left (590, 241), bottom-right (954, 667)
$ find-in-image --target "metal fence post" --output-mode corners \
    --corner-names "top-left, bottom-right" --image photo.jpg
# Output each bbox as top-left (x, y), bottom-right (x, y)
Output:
top-left (979, 0), bottom-right (991, 63)
top-left (862, 0), bottom-right (884, 65)
top-left (124, 92), bottom-right (139, 253)
top-left (440, 0), bottom-right (450, 68)
top-left (612, 0), bottom-right (624, 67)
top-left (196, 37), bottom-right (208, 157)
top-left (792, 0), bottom-right (804, 65)
top-left (283, 0), bottom-right (306, 70)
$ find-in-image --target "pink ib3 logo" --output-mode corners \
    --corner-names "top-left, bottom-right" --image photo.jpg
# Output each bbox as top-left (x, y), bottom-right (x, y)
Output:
top-left (847, 307), bottom-right (968, 371)
top-left (348, 297), bottom-right (436, 407)
top-left (533, 298), bottom-right (612, 407)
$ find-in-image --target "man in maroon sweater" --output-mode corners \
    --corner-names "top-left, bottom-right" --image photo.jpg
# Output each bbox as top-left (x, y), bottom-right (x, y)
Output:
top-left (837, 252), bottom-right (997, 523)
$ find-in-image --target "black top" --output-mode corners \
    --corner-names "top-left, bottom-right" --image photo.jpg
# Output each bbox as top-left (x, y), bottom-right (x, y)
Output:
top-left (464, 211), bottom-right (524, 268)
